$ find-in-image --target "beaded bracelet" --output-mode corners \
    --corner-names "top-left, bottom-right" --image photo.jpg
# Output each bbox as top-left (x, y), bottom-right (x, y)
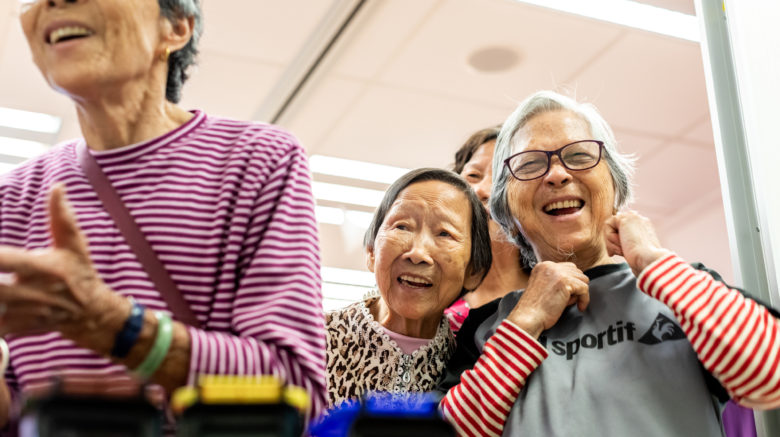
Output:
top-left (133, 312), bottom-right (173, 380)
top-left (0, 338), bottom-right (8, 376)
top-left (111, 298), bottom-right (146, 358)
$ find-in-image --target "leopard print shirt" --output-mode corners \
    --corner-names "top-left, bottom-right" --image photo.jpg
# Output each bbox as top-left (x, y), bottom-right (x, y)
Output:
top-left (325, 297), bottom-right (456, 408)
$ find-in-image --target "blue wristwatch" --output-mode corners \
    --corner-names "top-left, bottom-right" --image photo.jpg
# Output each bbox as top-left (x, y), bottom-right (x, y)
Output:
top-left (111, 298), bottom-right (146, 358)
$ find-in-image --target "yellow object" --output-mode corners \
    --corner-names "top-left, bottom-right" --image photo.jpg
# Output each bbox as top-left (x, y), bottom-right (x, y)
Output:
top-left (171, 386), bottom-right (199, 414)
top-left (174, 375), bottom-right (311, 413)
top-left (199, 375), bottom-right (289, 404)
top-left (283, 386), bottom-right (310, 413)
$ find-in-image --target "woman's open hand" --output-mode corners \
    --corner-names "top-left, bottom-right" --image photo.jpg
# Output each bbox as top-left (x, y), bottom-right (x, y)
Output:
top-left (0, 185), bottom-right (128, 352)
top-left (507, 262), bottom-right (589, 338)
top-left (605, 210), bottom-right (670, 277)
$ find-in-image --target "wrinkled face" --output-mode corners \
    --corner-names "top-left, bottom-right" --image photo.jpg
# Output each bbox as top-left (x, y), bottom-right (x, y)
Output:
top-left (460, 140), bottom-right (495, 208)
top-left (506, 110), bottom-right (615, 262)
top-left (20, 0), bottom-right (164, 97)
top-left (367, 180), bottom-right (474, 322)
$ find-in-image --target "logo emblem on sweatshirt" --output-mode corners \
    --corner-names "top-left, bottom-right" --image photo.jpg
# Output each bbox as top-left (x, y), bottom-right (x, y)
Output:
top-left (637, 313), bottom-right (686, 345)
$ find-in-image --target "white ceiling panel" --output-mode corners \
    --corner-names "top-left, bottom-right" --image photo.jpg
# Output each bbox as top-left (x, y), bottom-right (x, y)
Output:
top-left (681, 114), bottom-right (715, 146)
top-left (377, 0), bottom-right (624, 107)
top-left (315, 84), bottom-right (510, 169)
top-left (199, 0), bottom-right (336, 65)
top-left (613, 129), bottom-right (667, 160)
top-left (566, 30), bottom-right (708, 136)
top-left (327, 0), bottom-right (443, 80)
top-left (657, 191), bottom-right (733, 282)
top-left (179, 50), bottom-right (283, 121)
top-left (633, 140), bottom-right (721, 211)
top-left (279, 76), bottom-right (365, 153)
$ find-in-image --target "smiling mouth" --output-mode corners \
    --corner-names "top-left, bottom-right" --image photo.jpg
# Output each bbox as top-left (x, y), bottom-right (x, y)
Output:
top-left (48, 26), bottom-right (93, 45)
top-left (397, 275), bottom-right (433, 289)
top-left (543, 199), bottom-right (584, 216)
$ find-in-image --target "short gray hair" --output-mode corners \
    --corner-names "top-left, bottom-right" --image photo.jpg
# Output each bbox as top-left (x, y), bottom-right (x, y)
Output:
top-left (158, 0), bottom-right (203, 103)
top-left (489, 90), bottom-right (636, 266)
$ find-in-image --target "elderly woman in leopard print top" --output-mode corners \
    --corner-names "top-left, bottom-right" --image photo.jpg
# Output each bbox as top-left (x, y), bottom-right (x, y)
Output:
top-left (325, 168), bottom-right (492, 407)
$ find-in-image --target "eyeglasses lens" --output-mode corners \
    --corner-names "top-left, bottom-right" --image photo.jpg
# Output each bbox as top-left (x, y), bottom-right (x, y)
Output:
top-left (508, 140), bottom-right (601, 180)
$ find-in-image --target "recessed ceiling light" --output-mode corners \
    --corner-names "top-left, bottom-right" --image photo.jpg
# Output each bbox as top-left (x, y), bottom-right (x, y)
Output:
top-left (310, 155), bottom-right (409, 185)
top-left (467, 46), bottom-right (521, 73)
top-left (512, 0), bottom-right (698, 42)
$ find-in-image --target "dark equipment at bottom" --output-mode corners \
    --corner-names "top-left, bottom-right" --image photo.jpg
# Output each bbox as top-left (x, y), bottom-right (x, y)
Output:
top-left (176, 402), bottom-right (302, 437)
top-left (20, 388), bottom-right (162, 437)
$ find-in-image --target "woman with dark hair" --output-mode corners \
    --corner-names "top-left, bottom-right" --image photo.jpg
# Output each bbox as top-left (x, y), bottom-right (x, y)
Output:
top-left (325, 168), bottom-right (491, 408)
top-left (446, 127), bottom-right (531, 332)
top-left (0, 0), bottom-right (326, 428)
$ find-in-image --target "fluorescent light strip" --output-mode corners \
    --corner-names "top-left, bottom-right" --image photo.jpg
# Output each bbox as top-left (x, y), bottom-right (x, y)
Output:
top-left (513, 0), bottom-right (699, 42)
top-left (0, 107), bottom-right (61, 134)
top-left (345, 210), bottom-right (374, 228)
top-left (310, 155), bottom-right (410, 185)
top-left (315, 206), bottom-right (375, 228)
top-left (322, 266), bottom-right (375, 288)
top-left (0, 137), bottom-right (50, 159)
top-left (0, 162), bottom-right (17, 175)
top-left (322, 282), bottom-right (372, 303)
top-left (312, 181), bottom-right (385, 208)
top-left (315, 205), bottom-right (345, 225)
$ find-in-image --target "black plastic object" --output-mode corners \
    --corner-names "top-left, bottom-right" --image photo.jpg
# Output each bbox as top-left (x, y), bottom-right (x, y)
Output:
top-left (176, 402), bottom-right (302, 437)
top-left (20, 391), bottom-right (162, 437)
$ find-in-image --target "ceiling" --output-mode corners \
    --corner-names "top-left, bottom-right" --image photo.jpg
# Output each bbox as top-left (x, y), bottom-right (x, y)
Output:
top-left (0, 0), bottom-right (732, 308)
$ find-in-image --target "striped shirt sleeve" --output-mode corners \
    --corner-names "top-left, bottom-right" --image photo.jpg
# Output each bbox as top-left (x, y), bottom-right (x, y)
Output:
top-left (638, 253), bottom-right (780, 409)
top-left (440, 320), bottom-right (548, 436)
top-left (185, 143), bottom-right (327, 418)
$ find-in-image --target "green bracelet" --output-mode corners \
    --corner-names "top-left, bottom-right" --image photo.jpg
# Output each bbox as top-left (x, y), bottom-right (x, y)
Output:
top-left (133, 311), bottom-right (173, 380)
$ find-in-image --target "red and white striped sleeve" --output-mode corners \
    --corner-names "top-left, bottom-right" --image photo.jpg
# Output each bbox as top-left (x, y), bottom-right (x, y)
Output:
top-left (440, 320), bottom-right (547, 436)
top-left (638, 253), bottom-right (780, 409)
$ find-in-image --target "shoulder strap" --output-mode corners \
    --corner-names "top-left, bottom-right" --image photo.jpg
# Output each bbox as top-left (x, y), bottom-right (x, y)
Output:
top-left (76, 142), bottom-right (202, 328)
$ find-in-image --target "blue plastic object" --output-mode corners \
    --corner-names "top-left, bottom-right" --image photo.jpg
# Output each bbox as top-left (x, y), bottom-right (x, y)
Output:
top-left (310, 392), bottom-right (446, 437)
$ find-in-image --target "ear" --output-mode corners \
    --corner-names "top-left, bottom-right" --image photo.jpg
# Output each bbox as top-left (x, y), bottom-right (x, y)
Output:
top-left (462, 264), bottom-right (483, 292)
top-left (159, 13), bottom-right (195, 53)
top-left (365, 246), bottom-right (376, 273)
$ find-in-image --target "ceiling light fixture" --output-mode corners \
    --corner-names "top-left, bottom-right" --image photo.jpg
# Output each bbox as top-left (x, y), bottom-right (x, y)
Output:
top-left (512, 0), bottom-right (699, 42)
top-left (315, 206), bottom-right (345, 226)
top-left (315, 206), bottom-right (375, 228)
top-left (0, 163), bottom-right (17, 175)
top-left (312, 181), bottom-right (386, 208)
top-left (0, 137), bottom-right (50, 159)
top-left (0, 107), bottom-right (61, 134)
top-left (321, 266), bottom-right (375, 288)
top-left (310, 155), bottom-right (410, 185)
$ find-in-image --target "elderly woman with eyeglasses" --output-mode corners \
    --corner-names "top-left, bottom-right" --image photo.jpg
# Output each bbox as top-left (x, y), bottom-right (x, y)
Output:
top-left (436, 91), bottom-right (780, 436)
top-left (0, 0), bottom-right (325, 429)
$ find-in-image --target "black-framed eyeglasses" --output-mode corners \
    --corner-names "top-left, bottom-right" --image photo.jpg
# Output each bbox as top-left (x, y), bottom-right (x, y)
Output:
top-left (503, 140), bottom-right (604, 181)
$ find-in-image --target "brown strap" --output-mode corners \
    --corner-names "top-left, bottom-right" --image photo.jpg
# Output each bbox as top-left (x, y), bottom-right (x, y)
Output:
top-left (76, 142), bottom-right (202, 328)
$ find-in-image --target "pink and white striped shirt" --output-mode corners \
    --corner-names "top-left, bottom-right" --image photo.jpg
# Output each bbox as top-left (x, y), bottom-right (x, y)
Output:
top-left (0, 111), bottom-right (326, 417)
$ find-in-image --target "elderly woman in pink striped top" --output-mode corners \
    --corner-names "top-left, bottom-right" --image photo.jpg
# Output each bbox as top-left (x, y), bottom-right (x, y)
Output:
top-left (0, 0), bottom-right (325, 429)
